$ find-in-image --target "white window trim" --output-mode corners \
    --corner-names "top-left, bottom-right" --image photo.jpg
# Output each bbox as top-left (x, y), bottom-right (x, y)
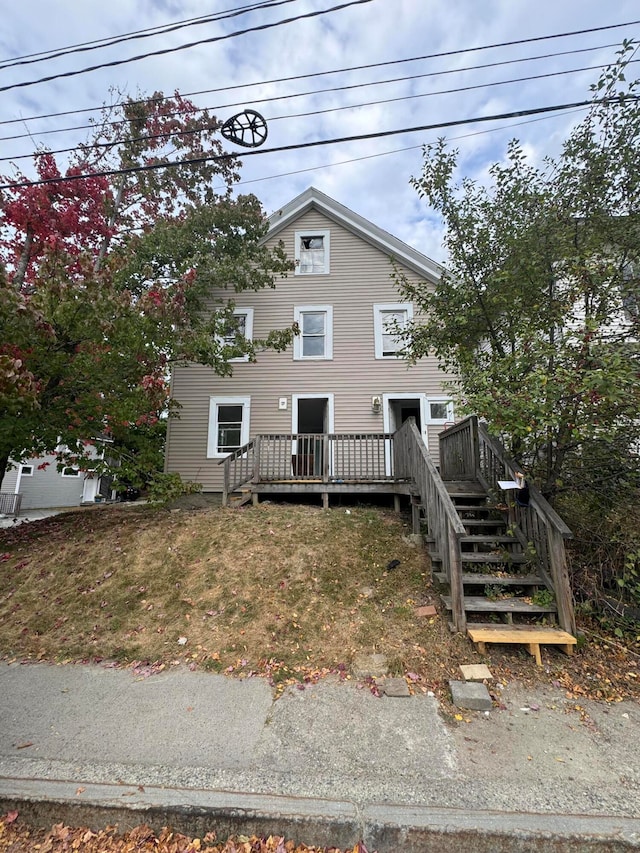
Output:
top-left (373, 302), bottom-right (413, 359)
top-left (426, 398), bottom-right (454, 424)
top-left (61, 466), bottom-right (82, 478)
top-left (293, 305), bottom-right (333, 360)
top-left (19, 465), bottom-right (34, 477)
top-left (224, 307), bottom-right (254, 362)
top-left (207, 395), bottom-right (251, 458)
top-left (294, 229), bottom-right (330, 275)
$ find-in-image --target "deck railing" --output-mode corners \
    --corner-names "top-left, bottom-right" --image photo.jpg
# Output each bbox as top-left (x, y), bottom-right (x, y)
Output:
top-left (0, 492), bottom-right (22, 516)
top-left (394, 419), bottom-right (468, 631)
top-left (440, 415), bottom-right (576, 635)
top-left (220, 432), bottom-right (395, 504)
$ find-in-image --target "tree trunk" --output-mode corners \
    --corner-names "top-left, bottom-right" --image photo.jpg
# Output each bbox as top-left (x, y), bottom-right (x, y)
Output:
top-left (13, 229), bottom-right (34, 289)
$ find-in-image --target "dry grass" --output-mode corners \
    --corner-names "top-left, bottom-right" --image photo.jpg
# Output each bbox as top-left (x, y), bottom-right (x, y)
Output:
top-left (1, 501), bottom-right (638, 701)
top-left (0, 502), bottom-right (468, 688)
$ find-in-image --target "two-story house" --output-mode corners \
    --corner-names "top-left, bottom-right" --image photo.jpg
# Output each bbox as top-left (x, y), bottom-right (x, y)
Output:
top-left (164, 187), bottom-right (456, 503)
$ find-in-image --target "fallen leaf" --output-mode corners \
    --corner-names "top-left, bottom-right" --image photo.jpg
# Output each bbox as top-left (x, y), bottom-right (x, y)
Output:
top-left (177, 636), bottom-right (188, 645)
top-left (15, 741), bottom-right (33, 749)
top-left (76, 786), bottom-right (85, 795)
top-left (5, 810), bottom-right (18, 824)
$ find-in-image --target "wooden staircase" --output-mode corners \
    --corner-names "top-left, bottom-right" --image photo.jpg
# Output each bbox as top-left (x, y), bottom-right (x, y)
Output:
top-left (395, 416), bottom-right (577, 665)
top-left (432, 481), bottom-right (559, 626)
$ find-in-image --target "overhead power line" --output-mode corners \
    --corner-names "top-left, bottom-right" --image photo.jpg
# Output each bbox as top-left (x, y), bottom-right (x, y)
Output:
top-left (0, 0), bottom-right (299, 69)
top-left (0, 0), bottom-right (376, 94)
top-left (1, 56), bottom-right (632, 163)
top-left (0, 17), bottom-right (636, 127)
top-left (0, 41), bottom-right (625, 146)
top-left (2, 95), bottom-right (636, 191)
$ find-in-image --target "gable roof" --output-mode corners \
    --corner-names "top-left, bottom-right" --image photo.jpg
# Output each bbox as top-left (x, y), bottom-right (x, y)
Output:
top-left (267, 186), bottom-right (442, 283)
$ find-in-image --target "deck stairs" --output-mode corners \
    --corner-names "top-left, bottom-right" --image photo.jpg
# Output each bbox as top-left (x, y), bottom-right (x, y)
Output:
top-left (428, 479), bottom-right (576, 664)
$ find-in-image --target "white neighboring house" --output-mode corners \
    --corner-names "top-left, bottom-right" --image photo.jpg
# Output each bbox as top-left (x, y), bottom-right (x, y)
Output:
top-left (0, 443), bottom-right (114, 514)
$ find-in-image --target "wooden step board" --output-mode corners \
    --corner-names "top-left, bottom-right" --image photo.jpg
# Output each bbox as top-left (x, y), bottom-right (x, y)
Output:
top-left (467, 624), bottom-right (576, 666)
top-left (434, 572), bottom-right (544, 587)
top-left (442, 595), bottom-right (557, 613)
top-left (431, 551), bottom-right (528, 565)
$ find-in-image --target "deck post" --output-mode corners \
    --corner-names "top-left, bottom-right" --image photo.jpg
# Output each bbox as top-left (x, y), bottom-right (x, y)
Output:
top-left (547, 525), bottom-right (577, 635)
top-left (322, 434), bottom-right (330, 483)
top-left (393, 494), bottom-right (401, 514)
top-left (411, 499), bottom-right (421, 535)
top-left (448, 523), bottom-right (466, 632)
top-left (222, 459), bottom-right (230, 507)
top-left (253, 436), bottom-right (261, 483)
top-left (322, 492), bottom-right (329, 509)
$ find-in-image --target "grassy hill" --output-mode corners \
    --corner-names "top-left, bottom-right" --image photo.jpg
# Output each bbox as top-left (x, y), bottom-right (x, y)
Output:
top-left (0, 501), bottom-right (636, 700)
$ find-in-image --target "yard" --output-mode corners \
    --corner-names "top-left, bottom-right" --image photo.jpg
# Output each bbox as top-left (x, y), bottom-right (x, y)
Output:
top-left (0, 501), bottom-right (637, 700)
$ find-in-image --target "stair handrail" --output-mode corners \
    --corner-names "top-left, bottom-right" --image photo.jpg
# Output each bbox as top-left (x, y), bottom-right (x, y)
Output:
top-left (218, 438), bottom-right (256, 506)
top-left (439, 415), bottom-right (576, 634)
top-left (394, 419), bottom-right (467, 632)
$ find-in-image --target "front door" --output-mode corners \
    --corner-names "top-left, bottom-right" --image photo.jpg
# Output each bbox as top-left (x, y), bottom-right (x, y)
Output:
top-left (292, 394), bottom-right (334, 476)
top-left (383, 394), bottom-right (429, 474)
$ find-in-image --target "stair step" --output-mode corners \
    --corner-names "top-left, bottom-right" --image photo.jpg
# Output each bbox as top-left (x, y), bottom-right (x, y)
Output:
top-left (461, 535), bottom-right (519, 544)
top-left (442, 595), bottom-right (557, 613)
top-left (454, 504), bottom-right (501, 513)
top-left (430, 551), bottom-right (527, 564)
top-left (434, 572), bottom-right (543, 587)
top-left (457, 507), bottom-right (507, 527)
top-left (467, 624), bottom-right (576, 666)
top-left (445, 481), bottom-right (486, 497)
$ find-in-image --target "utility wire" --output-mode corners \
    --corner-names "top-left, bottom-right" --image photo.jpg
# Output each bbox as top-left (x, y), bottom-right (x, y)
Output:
top-left (0, 0), bottom-right (299, 69)
top-left (0, 41), bottom-right (624, 145)
top-left (0, 0), bottom-right (375, 94)
top-left (0, 18), bottom-right (636, 127)
top-left (2, 95), bottom-right (635, 191)
top-left (237, 106), bottom-right (589, 188)
top-left (1, 56), bottom-right (630, 163)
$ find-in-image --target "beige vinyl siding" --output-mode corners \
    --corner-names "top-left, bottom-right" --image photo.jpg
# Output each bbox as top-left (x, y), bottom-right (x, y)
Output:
top-left (166, 209), bottom-right (456, 491)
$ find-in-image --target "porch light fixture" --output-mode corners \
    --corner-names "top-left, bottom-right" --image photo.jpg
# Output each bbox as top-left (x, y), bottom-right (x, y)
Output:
top-left (371, 395), bottom-right (382, 414)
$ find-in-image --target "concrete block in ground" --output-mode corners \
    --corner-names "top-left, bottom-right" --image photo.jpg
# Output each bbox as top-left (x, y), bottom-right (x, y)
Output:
top-left (449, 680), bottom-right (492, 711)
top-left (415, 605), bottom-right (437, 618)
top-left (351, 653), bottom-right (388, 678)
top-left (381, 678), bottom-right (410, 697)
top-left (459, 664), bottom-right (492, 682)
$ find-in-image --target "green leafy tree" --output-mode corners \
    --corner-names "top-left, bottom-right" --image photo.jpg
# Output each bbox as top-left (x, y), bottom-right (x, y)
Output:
top-left (400, 45), bottom-right (640, 498)
top-left (0, 92), bottom-right (293, 487)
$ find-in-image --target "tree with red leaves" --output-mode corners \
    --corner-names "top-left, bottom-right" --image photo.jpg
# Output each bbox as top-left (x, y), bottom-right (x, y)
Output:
top-left (0, 91), bottom-right (292, 490)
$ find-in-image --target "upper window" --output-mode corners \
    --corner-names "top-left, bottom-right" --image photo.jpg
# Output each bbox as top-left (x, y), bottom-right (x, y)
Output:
top-left (427, 399), bottom-right (454, 423)
top-left (61, 466), bottom-right (82, 477)
top-left (20, 465), bottom-right (34, 477)
top-left (295, 230), bottom-right (330, 275)
top-left (373, 303), bottom-right (413, 359)
top-left (220, 308), bottom-right (254, 362)
top-left (207, 396), bottom-right (251, 458)
top-left (293, 306), bottom-right (333, 360)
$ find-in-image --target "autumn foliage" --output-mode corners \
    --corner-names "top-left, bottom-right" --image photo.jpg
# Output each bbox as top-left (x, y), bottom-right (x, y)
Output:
top-left (0, 92), bottom-right (292, 487)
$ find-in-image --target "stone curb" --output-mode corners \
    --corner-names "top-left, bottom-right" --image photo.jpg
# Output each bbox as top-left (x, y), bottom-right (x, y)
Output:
top-left (2, 777), bottom-right (640, 852)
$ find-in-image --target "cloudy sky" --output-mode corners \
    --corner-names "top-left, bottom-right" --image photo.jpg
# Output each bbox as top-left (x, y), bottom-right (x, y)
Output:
top-left (1, 0), bottom-right (639, 264)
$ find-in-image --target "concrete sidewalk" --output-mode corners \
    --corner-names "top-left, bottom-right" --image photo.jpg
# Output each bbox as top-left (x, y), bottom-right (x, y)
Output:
top-left (1, 661), bottom-right (639, 850)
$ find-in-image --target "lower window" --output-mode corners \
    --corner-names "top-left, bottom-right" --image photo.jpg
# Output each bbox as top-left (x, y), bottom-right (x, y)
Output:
top-left (207, 396), bottom-right (251, 457)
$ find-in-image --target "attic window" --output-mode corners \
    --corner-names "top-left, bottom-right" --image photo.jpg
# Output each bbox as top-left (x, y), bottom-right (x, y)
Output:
top-left (295, 230), bottom-right (330, 275)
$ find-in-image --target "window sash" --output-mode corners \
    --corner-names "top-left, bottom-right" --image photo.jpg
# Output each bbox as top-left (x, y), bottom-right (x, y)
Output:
top-left (381, 310), bottom-right (408, 355)
top-left (208, 397), bottom-right (250, 457)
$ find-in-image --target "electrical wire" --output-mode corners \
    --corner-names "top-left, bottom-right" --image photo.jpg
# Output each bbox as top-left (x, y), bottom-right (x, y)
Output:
top-left (235, 107), bottom-right (590, 188)
top-left (0, 0), bottom-right (300, 69)
top-left (0, 0), bottom-right (376, 94)
top-left (0, 18), bottom-right (636, 127)
top-left (0, 41), bottom-right (625, 146)
top-left (2, 95), bottom-right (635, 191)
top-left (1, 56), bottom-right (631, 164)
